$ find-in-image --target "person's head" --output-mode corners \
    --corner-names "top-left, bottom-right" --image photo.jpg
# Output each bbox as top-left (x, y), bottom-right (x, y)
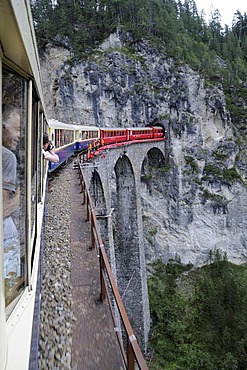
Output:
top-left (2, 104), bottom-right (21, 151)
top-left (43, 132), bottom-right (49, 150)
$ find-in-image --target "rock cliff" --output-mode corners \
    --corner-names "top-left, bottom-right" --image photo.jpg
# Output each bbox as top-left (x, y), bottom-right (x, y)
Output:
top-left (40, 31), bottom-right (247, 267)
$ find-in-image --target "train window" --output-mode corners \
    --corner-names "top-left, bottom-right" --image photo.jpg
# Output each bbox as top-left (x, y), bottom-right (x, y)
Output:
top-left (68, 130), bottom-right (73, 143)
top-left (65, 129), bottom-right (73, 144)
top-left (55, 129), bottom-right (60, 147)
top-left (60, 129), bottom-right (63, 145)
top-left (56, 129), bottom-right (60, 146)
top-left (30, 98), bottom-right (39, 258)
top-left (2, 69), bottom-right (27, 316)
top-left (38, 112), bottom-right (43, 202)
top-left (60, 129), bottom-right (64, 146)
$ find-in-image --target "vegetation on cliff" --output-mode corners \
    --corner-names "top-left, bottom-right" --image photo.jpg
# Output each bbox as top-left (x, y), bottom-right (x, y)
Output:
top-left (31, 0), bottom-right (247, 130)
top-left (147, 250), bottom-right (247, 369)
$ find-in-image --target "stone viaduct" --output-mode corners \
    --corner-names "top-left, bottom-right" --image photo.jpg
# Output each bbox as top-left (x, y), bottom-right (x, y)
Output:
top-left (82, 139), bottom-right (166, 352)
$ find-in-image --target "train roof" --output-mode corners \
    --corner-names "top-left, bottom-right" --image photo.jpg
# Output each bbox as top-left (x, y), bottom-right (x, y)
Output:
top-left (100, 127), bottom-right (127, 131)
top-left (48, 119), bottom-right (70, 129)
top-left (76, 125), bottom-right (100, 131)
top-left (128, 127), bottom-right (153, 130)
top-left (48, 119), bottom-right (99, 131)
top-left (100, 127), bottom-right (153, 131)
top-left (0, 0), bottom-right (46, 116)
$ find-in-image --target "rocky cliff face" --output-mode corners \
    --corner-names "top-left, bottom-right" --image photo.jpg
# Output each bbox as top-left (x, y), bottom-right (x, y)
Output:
top-left (40, 31), bottom-right (247, 267)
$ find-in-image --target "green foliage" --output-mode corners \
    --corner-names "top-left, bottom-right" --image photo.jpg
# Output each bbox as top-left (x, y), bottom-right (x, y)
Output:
top-left (222, 168), bottom-right (241, 181)
top-left (148, 228), bottom-right (157, 236)
top-left (202, 189), bottom-right (224, 203)
top-left (212, 150), bottom-right (228, 162)
top-left (159, 164), bottom-right (171, 173)
top-left (30, 3), bottom-right (247, 136)
top-left (142, 214), bottom-right (149, 222)
top-left (184, 156), bottom-right (199, 173)
top-left (141, 174), bottom-right (152, 181)
top-left (148, 251), bottom-right (247, 369)
top-left (31, 0), bottom-right (247, 93)
top-left (202, 164), bottom-right (242, 184)
top-left (204, 164), bottom-right (221, 176)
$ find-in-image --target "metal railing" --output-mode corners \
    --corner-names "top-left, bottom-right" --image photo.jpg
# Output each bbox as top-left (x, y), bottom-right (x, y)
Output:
top-left (78, 161), bottom-right (148, 370)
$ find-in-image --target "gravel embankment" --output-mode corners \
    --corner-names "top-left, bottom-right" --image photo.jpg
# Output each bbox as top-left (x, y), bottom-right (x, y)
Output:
top-left (38, 163), bottom-right (75, 369)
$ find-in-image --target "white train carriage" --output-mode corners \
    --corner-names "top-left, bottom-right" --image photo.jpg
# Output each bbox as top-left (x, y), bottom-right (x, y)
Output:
top-left (0, 1), bottom-right (50, 368)
top-left (47, 119), bottom-right (100, 171)
top-left (47, 119), bottom-right (77, 172)
top-left (74, 124), bottom-right (100, 153)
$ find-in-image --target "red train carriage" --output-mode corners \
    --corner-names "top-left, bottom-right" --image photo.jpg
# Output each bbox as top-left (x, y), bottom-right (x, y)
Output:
top-left (100, 126), bottom-right (165, 146)
top-left (128, 126), bottom-right (164, 141)
top-left (153, 126), bottom-right (164, 139)
top-left (100, 128), bottom-right (128, 145)
top-left (128, 127), bottom-right (153, 140)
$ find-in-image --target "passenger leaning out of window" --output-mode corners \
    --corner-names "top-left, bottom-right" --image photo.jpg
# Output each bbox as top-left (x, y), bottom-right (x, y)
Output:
top-left (42, 133), bottom-right (59, 163)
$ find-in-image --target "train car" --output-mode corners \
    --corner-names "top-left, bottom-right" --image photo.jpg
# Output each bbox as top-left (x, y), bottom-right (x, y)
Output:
top-left (48, 119), bottom-right (77, 172)
top-left (128, 126), bottom-right (165, 141)
top-left (74, 124), bottom-right (100, 153)
top-left (153, 126), bottom-right (165, 139)
top-left (128, 127), bottom-right (153, 140)
top-left (0, 1), bottom-right (49, 369)
top-left (47, 120), bottom-right (100, 171)
top-left (99, 127), bottom-right (128, 146)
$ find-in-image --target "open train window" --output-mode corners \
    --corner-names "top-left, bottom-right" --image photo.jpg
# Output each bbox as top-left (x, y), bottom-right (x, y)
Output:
top-left (30, 95), bottom-right (40, 270)
top-left (2, 69), bottom-right (27, 317)
top-left (38, 112), bottom-right (43, 202)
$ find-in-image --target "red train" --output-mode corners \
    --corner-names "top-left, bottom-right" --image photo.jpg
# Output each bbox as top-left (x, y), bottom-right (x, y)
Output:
top-left (100, 126), bottom-right (164, 146)
top-left (48, 120), bottom-right (165, 170)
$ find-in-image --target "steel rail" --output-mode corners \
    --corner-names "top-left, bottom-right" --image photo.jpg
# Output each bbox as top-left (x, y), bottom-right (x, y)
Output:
top-left (78, 161), bottom-right (148, 370)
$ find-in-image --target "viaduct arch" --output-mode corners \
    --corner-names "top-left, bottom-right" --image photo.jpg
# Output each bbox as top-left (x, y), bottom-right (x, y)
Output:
top-left (83, 140), bottom-right (166, 351)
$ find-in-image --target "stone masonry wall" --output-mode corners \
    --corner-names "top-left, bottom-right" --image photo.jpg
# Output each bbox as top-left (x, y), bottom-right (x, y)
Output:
top-left (81, 140), bottom-right (166, 351)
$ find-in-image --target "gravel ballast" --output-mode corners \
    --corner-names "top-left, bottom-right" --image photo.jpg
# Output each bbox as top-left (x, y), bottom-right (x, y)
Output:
top-left (38, 163), bottom-right (75, 369)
